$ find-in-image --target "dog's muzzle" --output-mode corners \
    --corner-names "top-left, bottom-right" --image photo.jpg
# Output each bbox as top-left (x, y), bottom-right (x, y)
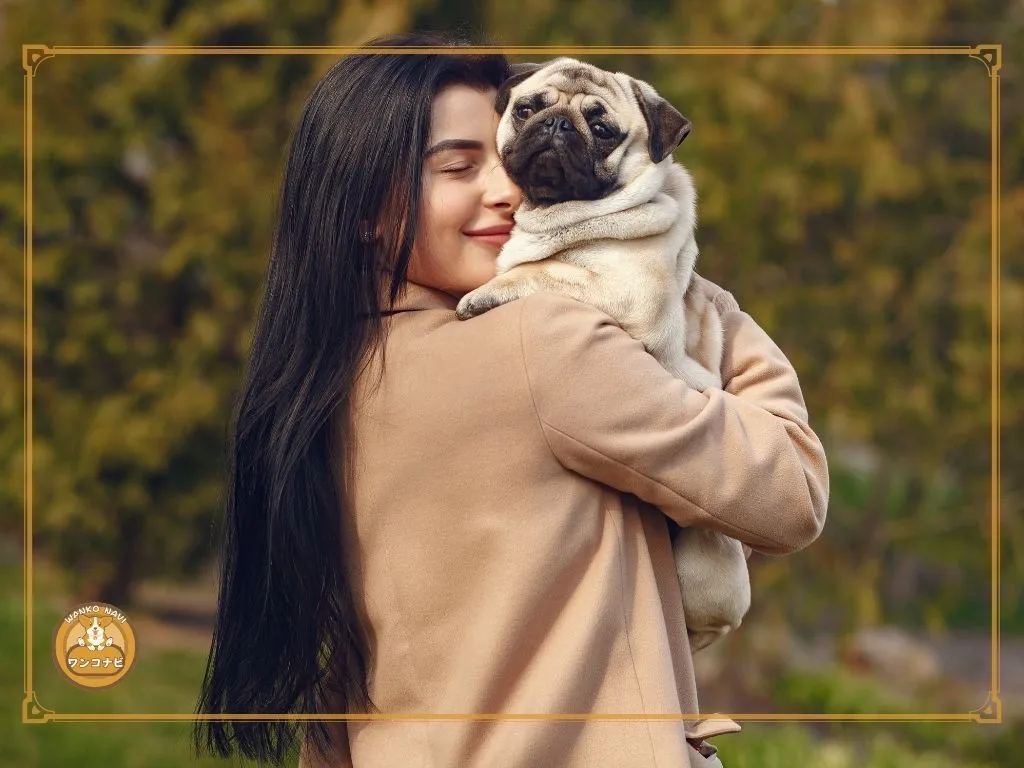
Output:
top-left (541, 115), bottom-right (574, 136)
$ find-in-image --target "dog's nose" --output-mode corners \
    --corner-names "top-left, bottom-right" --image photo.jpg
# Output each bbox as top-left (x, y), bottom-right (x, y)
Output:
top-left (543, 116), bottom-right (574, 135)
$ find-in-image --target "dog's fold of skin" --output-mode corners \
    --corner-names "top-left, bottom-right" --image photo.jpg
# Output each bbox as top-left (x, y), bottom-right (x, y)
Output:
top-left (456, 57), bottom-right (752, 658)
top-left (492, 161), bottom-right (723, 392)
top-left (496, 163), bottom-right (676, 265)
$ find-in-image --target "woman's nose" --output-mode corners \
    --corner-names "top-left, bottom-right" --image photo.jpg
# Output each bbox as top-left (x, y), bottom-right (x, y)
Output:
top-left (483, 161), bottom-right (522, 211)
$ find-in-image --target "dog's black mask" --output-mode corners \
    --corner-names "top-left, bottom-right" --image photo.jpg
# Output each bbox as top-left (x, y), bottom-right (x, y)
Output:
top-left (501, 105), bottom-right (624, 207)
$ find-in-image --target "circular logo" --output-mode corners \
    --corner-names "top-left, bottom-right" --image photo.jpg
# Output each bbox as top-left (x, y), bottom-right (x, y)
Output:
top-left (53, 603), bottom-right (137, 689)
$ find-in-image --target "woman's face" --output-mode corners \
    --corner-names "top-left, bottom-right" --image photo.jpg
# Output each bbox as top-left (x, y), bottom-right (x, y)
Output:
top-left (406, 84), bottom-right (523, 298)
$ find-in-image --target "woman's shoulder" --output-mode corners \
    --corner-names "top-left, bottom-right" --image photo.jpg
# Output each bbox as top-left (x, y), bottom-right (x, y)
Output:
top-left (515, 291), bottom-right (627, 347)
top-left (514, 291), bottom-right (659, 386)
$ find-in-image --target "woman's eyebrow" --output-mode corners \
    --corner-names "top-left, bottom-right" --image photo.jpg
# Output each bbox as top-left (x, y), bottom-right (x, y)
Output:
top-left (425, 138), bottom-right (484, 157)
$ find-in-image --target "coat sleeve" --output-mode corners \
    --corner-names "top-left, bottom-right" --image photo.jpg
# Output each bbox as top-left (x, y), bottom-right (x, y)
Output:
top-left (516, 283), bottom-right (829, 556)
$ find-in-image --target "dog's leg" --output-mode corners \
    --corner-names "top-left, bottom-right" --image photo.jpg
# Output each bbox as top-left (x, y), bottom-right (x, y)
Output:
top-left (457, 269), bottom-right (547, 320)
top-left (672, 527), bottom-right (751, 654)
top-left (456, 262), bottom-right (599, 320)
top-left (668, 281), bottom-right (751, 653)
top-left (666, 354), bottom-right (721, 393)
top-left (456, 270), bottom-right (543, 319)
top-left (645, 290), bottom-right (722, 393)
top-left (683, 278), bottom-right (724, 378)
top-left (648, 279), bottom-right (724, 393)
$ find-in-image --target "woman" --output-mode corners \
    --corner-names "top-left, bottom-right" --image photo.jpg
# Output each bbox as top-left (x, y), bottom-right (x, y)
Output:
top-left (194, 33), bottom-right (829, 768)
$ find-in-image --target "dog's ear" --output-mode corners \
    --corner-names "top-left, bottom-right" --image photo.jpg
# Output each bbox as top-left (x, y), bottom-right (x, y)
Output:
top-left (495, 62), bottom-right (543, 115)
top-left (510, 62), bottom-right (543, 77)
top-left (629, 79), bottom-right (691, 163)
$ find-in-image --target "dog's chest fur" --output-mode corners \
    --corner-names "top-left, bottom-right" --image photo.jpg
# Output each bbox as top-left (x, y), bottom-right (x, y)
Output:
top-left (496, 161), bottom-right (699, 336)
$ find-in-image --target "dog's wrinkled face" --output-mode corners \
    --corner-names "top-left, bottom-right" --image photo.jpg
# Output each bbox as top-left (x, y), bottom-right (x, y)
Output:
top-left (495, 58), bottom-right (691, 207)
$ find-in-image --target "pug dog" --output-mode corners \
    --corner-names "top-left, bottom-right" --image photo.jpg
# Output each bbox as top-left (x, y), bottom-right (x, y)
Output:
top-left (456, 58), bottom-right (751, 654)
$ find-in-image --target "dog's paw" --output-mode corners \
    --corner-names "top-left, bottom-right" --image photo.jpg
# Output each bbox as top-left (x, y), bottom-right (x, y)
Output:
top-left (689, 363), bottom-right (722, 393)
top-left (687, 625), bottom-right (733, 654)
top-left (456, 287), bottom-right (507, 320)
top-left (672, 355), bottom-right (722, 392)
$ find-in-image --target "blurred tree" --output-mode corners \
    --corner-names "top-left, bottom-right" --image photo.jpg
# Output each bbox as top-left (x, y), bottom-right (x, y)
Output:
top-left (0, 0), bottom-right (398, 605)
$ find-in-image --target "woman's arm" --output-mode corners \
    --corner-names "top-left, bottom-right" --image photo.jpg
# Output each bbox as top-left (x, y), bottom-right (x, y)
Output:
top-left (516, 282), bottom-right (829, 556)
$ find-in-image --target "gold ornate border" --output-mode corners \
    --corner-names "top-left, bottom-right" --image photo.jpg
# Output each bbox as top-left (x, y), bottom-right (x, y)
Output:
top-left (21, 44), bottom-right (1003, 725)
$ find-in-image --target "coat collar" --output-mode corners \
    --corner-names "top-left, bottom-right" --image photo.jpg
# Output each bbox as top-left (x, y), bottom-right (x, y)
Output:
top-left (384, 280), bottom-right (459, 314)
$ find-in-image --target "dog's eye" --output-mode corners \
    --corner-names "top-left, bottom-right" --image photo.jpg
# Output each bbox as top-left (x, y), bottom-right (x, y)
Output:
top-left (590, 122), bottom-right (611, 139)
top-left (514, 105), bottom-right (534, 120)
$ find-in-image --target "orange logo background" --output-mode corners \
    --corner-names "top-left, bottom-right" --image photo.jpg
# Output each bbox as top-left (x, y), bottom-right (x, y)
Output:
top-left (53, 603), bottom-right (136, 689)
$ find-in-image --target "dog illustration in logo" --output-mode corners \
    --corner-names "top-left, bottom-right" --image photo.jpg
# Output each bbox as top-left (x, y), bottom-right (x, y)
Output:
top-left (80, 615), bottom-right (116, 650)
top-left (66, 613), bottom-right (125, 676)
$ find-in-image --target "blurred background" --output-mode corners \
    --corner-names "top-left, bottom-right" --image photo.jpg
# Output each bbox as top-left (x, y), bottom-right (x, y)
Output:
top-left (1, 0), bottom-right (1022, 766)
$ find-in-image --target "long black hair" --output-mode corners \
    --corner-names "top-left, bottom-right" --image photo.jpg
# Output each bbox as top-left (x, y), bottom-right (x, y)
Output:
top-left (193, 32), bottom-right (510, 765)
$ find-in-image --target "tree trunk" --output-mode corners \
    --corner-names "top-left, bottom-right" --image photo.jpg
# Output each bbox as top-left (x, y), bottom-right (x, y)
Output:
top-left (97, 513), bottom-right (143, 608)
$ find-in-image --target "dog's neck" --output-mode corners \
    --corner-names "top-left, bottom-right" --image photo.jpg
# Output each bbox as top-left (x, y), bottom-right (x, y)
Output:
top-left (514, 161), bottom-right (669, 232)
top-left (497, 160), bottom-right (694, 272)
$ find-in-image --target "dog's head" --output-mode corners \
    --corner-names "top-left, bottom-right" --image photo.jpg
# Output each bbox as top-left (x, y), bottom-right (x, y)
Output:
top-left (495, 58), bottom-right (692, 207)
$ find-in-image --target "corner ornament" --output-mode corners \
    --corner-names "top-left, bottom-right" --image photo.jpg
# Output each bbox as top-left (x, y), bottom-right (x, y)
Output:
top-left (969, 45), bottom-right (1002, 77)
top-left (970, 691), bottom-right (1003, 724)
top-left (22, 691), bottom-right (55, 723)
top-left (22, 45), bottom-right (55, 77)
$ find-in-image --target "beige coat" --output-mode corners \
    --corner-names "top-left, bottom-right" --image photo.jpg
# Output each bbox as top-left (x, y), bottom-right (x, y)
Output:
top-left (299, 275), bottom-right (829, 768)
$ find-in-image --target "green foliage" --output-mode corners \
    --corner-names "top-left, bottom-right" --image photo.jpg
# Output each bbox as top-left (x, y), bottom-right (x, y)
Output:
top-left (1, 1), bottom-right (354, 604)
top-left (721, 723), bottom-right (1007, 768)
top-left (775, 666), bottom-right (920, 714)
top-left (767, 665), bottom-right (1024, 768)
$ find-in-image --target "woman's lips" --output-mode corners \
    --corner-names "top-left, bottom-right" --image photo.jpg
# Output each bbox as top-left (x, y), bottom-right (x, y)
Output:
top-left (464, 224), bottom-right (513, 248)
top-left (466, 232), bottom-right (512, 247)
